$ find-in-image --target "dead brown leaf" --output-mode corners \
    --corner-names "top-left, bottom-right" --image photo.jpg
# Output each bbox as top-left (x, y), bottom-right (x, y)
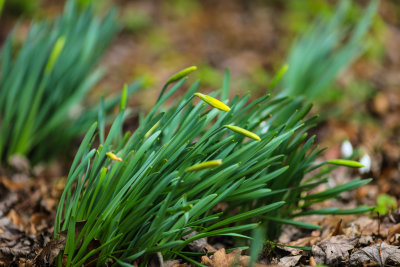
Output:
top-left (387, 223), bottom-right (400, 243)
top-left (312, 235), bottom-right (358, 265)
top-left (309, 256), bottom-right (317, 266)
top-left (372, 92), bottom-right (389, 116)
top-left (342, 216), bottom-right (380, 237)
top-left (7, 209), bottom-right (24, 229)
top-left (164, 260), bottom-right (186, 267)
top-left (350, 242), bottom-right (400, 266)
top-left (201, 248), bottom-right (241, 267)
top-left (182, 229), bottom-right (207, 253)
top-left (0, 176), bottom-right (25, 191)
top-left (201, 248), bottom-right (265, 267)
top-left (278, 255), bottom-right (301, 267)
top-left (33, 233), bottom-right (66, 266)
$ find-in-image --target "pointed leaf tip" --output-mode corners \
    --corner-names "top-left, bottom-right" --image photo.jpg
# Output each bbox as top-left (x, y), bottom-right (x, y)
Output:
top-left (327, 159), bottom-right (364, 168)
top-left (45, 36), bottom-right (66, 74)
top-left (120, 83), bottom-right (128, 110)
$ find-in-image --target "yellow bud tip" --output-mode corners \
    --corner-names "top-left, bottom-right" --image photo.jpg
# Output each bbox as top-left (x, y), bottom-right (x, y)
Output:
top-left (194, 92), bottom-right (231, 111)
top-left (224, 125), bottom-right (261, 141)
top-left (106, 152), bottom-right (123, 162)
top-left (185, 160), bottom-right (222, 172)
top-left (166, 66), bottom-right (197, 84)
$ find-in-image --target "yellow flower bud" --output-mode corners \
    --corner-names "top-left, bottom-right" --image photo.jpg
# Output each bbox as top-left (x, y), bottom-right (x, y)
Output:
top-left (194, 93), bottom-right (230, 111)
top-left (185, 160), bottom-right (222, 172)
top-left (106, 152), bottom-right (123, 162)
top-left (224, 125), bottom-right (261, 141)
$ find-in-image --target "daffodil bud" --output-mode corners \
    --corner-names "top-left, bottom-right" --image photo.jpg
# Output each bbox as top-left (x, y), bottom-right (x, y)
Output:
top-left (194, 93), bottom-right (230, 111)
top-left (185, 160), bottom-right (222, 172)
top-left (224, 125), bottom-right (261, 141)
top-left (166, 66), bottom-right (197, 85)
top-left (106, 152), bottom-right (122, 162)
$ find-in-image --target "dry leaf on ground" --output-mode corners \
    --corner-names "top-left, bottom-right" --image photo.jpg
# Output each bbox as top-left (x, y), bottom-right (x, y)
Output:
top-left (182, 230), bottom-right (207, 253)
top-left (312, 235), bottom-right (358, 265)
top-left (350, 242), bottom-right (400, 266)
top-left (201, 248), bottom-right (267, 267)
top-left (278, 255), bottom-right (302, 267)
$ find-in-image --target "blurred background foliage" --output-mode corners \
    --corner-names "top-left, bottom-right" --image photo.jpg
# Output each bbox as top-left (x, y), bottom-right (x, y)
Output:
top-left (0, 0), bottom-right (386, 103)
top-left (0, 0), bottom-right (398, 165)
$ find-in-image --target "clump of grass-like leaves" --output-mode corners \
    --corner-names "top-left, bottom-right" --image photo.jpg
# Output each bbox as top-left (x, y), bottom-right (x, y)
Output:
top-left (0, 0), bottom-right (127, 164)
top-left (281, 0), bottom-right (377, 100)
top-left (55, 67), bottom-right (372, 266)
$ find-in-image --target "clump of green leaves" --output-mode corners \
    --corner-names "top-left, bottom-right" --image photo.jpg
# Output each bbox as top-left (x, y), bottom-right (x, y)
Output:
top-left (55, 68), bottom-right (372, 266)
top-left (281, 0), bottom-right (378, 100)
top-left (0, 0), bottom-right (122, 164)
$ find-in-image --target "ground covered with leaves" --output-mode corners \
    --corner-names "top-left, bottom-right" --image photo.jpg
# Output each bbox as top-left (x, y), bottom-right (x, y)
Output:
top-left (1, 0), bottom-right (400, 266)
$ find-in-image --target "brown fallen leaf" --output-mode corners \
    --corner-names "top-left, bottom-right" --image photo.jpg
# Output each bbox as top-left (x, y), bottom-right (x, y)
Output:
top-left (30, 213), bottom-right (48, 226)
top-left (182, 229), bottom-right (207, 253)
top-left (7, 209), bottom-right (24, 229)
top-left (201, 248), bottom-right (242, 267)
top-left (309, 256), bottom-right (317, 266)
top-left (33, 233), bottom-right (66, 265)
top-left (278, 255), bottom-right (301, 267)
top-left (205, 243), bottom-right (216, 253)
top-left (201, 248), bottom-right (267, 267)
top-left (0, 176), bottom-right (25, 191)
top-left (288, 236), bottom-right (320, 248)
top-left (372, 92), bottom-right (390, 116)
top-left (350, 242), bottom-right (400, 266)
top-left (342, 216), bottom-right (380, 237)
top-left (312, 235), bottom-right (358, 265)
top-left (387, 223), bottom-right (400, 243)
top-left (164, 259), bottom-right (186, 267)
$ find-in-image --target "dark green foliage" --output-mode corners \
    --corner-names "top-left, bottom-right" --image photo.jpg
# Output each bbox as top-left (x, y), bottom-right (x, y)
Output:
top-left (0, 0), bottom-right (121, 164)
top-left (55, 69), bottom-right (371, 266)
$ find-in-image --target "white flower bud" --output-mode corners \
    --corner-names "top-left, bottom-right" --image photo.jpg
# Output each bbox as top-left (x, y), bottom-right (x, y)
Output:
top-left (341, 140), bottom-right (353, 158)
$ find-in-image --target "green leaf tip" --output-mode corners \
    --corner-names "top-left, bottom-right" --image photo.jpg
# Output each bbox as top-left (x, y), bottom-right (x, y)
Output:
top-left (194, 93), bottom-right (231, 111)
top-left (327, 159), bottom-right (364, 168)
top-left (120, 83), bottom-right (128, 111)
top-left (144, 120), bottom-right (160, 139)
top-left (45, 36), bottom-right (66, 74)
top-left (224, 125), bottom-right (261, 141)
top-left (185, 160), bottom-right (222, 172)
top-left (269, 63), bottom-right (289, 89)
top-left (166, 66), bottom-right (197, 85)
